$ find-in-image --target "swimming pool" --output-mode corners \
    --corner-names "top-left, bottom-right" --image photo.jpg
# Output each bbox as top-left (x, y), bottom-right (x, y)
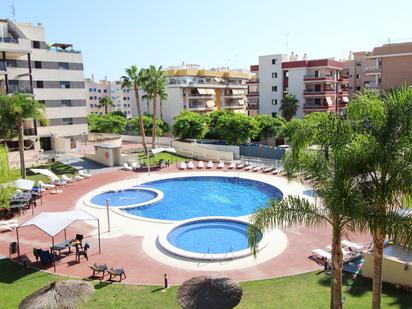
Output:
top-left (124, 176), bottom-right (283, 220)
top-left (90, 188), bottom-right (161, 208)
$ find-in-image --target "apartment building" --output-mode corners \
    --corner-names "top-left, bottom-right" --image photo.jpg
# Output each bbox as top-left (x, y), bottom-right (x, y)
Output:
top-left (343, 41), bottom-right (412, 94)
top-left (136, 64), bottom-right (250, 125)
top-left (85, 77), bottom-right (134, 117)
top-left (255, 54), bottom-right (349, 117)
top-left (246, 65), bottom-right (259, 116)
top-left (0, 19), bottom-right (86, 152)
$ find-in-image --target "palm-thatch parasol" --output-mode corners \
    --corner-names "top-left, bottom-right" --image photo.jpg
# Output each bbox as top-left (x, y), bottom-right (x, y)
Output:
top-left (176, 275), bottom-right (242, 309)
top-left (19, 280), bottom-right (94, 309)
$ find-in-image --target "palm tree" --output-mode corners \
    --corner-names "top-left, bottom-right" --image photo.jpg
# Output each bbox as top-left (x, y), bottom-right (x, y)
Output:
top-left (280, 94), bottom-right (299, 121)
top-left (347, 88), bottom-right (412, 309)
top-left (142, 93), bottom-right (152, 116)
top-left (98, 96), bottom-right (114, 114)
top-left (121, 65), bottom-right (148, 155)
top-left (142, 65), bottom-right (167, 148)
top-left (0, 93), bottom-right (45, 178)
top-left (158, 86), bottom-right (168, 121)
top-left (249, 114), bottom-right (363, 309)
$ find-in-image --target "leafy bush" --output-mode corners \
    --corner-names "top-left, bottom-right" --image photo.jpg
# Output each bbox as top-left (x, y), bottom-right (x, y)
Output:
top-left (172, 111), bottom-right (208, 140)
top-left (127, 116), bottom-right (167, 136)
top-left (87, 114), bottom-right (128, 134)
top-left (215, 113), bottom-right (260, 145)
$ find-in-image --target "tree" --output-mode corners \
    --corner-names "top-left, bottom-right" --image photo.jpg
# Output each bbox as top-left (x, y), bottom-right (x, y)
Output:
top-left (110, 110), bottom-right (127, 118)
top-left (98, 96), bottom-right (115, 114)
top-left (204, 111), bottom-right (225, 139)
top-left (158, 86), bottom-right (168, 121)
top-left (0, 93), bottom-right (45, 178)
top-left (142, 65), bottom-right (167, 148)
top-left (255, 114), bottom-right (286, 144)
top-left (87, 114), bottom-right (127, 134)
top-left (215, 113), bottom-right (260, 145)
top-left (280, 94), bottom-right (299, 121)
top-left (249, 113), bottom-right (366, 309)
top-left (127, 115), bottom-right (166, 137)
top-left (121, 65), bottom-right (148, 155)
top-left (142, 93), bottom-right (152, 115)
top-left (347, 88), bottom-right (412, 309)
top-left (172, 111), bottom-right (208, 140)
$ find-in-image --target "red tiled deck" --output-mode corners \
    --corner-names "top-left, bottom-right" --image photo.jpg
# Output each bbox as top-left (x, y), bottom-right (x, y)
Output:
top-left (0, 166), bottom-right (371, 285)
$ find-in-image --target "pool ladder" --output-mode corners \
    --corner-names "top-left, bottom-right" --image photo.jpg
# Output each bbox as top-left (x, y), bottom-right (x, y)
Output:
top-left (207, 246), bottom-right (214, 262)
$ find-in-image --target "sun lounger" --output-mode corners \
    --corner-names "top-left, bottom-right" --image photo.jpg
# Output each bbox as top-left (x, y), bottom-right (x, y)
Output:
top-left (311, 249), bottom-right (331, 261)
top-left (197, 161), bottom-right (204, 169)
top-left (122, 163), bottom-right (133, 171)
top-left (74, 175), bottom-right (84, 181)
top-left (207, 161), bottom-right (214, 169)
top-left (108, 267), bottom-right (126, 282)
top-left (245, 165), bottom-right (255, 171)
top-left (0, 223), bottom-right (18, 232)
top-left (263, 167), bottom-right (274, 173)
top-left (252, 166), bottom-right (263, 172)
top-left (228, 162), bottom-right (236, 169)
top-left (131, 162), bottom-right (141, 171)
top-left (61, 174), bottom-right (74, 183)
top-left (79, 170), bottom-right (92, 178)
top-left (89, 263), bottom-right (108, 279)
top-left (188, 161), bottom-right (195, 169)
top-left (179, 162), bottom-right (187, 170)
top-left (0, 220), bottom-right (17, 225)
top-left (272, 168), bottom-right (282, 175)
top-left (217, 161), bottom-right (224, 169)
top-left (38, 180), bottom-right (55, 190)
top-left (236, 164), bottom-right (244, 169)
top-left (341, 240), bottom-right (365, 253)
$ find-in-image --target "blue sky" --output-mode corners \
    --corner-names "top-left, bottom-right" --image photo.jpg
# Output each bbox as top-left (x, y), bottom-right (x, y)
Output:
top-left (2, 0), bottom-right (411, 80)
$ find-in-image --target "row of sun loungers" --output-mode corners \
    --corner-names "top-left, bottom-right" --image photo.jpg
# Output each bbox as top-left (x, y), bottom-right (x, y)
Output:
top-left (311, 240), bottom-right (366, 263)
top-left (89, 263), bottom-right (126, 282)
top-left (178, 160), bottom-right (283, 173)
top-left (122, 162), bottom-right (142, 171)
top-left (0, 220), bottom-right (18, 232)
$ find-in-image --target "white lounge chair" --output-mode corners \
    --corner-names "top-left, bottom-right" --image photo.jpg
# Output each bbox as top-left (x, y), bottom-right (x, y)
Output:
top-left (228, 162), bottom-right (236, 169)
top-left (245, 165), bottom-right (255, 171)
top-left (0, 220), bottom-right (17, 225)
top-left (131, 162), bottom-right (141, 171)
top-left (252, 166), bottom-right (263, 172)
top-left (188, 161), bottom-right (195, 169)
top-left (79, 170), bottom-right (92, 178)
top-left (179, 162), bottom-right (187, 170)
top-left (263, 167), bottom-right (274, 173)
top-left (52, 177), bottom-right (66, 186)
top-left (217, 161), bottom-right (224, 169)
top-left (311, 249), bottom-right (331, 261)
top-left (341, 240), bottom-right (365, 253)
top-left (197, 161), bottom-right (204, 169)
top-left (236, 164), bottom-right (244, 169)
top-left (0, 223), bottom-right (18, 232)
top-left (207, 161), bottom-right (214, 169)
top-left (61, 174), bottom-right (74, 183)
top-left (272, 168), bottom-right (282, 175)
top-left (74, 174), bottom-right (85, 181)
top-left (38, 180), bottom-right (55, 190)
top-left (122, 163), bottom-right (133, 171)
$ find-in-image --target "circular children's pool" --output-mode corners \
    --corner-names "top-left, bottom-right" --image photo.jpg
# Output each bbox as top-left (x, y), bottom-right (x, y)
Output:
top-left (89, 188), bottom-right (162, 208)
top-left (158, 218), bottom-right (264, 260)
top-left (123, 176), bottom-right (283, 221)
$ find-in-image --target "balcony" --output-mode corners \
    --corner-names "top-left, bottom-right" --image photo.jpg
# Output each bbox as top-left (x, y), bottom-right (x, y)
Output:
top-left (224, 94), bottom-right (244, 99)
top-left (364, 83), bottom-right (380, 89)
top-left (337, 76), bottom-right (349, 83)
top-left (24, 128), bottom-right (36, 136)
top-left (303, 89), bottom-right (336, 97)
top-left (188, 102), bottom-right (214, 111)
top-left (246, 91), bottom-right (259, 96)
top-left (303, 103), bottom-right (346, 114)
top-left (364, 66), bottom-right (381, 75)
top-left (187, 94), bottom-right (214, 100)
top-left (224, 100), bottom-right (246, 109)
top-left (246, 79), bottom-right (259, 84)
top-left (247, 103), bottom-right (259, 109)
top-left (0, 62), bottom-right (6, 72)
top-left (303, 75), bottom-right (335, 83)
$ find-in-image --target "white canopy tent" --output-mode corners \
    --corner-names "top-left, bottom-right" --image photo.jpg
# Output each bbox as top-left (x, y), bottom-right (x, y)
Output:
top-left (30, 169), bottom-right (60, 182)
top-left (13, 179), bottom-right (35, 191)
top-left (151, 147), bottom-right (176, 155)
top-left (16, 210), bottom-right (101, 271)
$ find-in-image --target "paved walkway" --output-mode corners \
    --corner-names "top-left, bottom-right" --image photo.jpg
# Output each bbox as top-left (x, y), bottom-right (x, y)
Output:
top-left (0, 165), bottom-right (371, 285)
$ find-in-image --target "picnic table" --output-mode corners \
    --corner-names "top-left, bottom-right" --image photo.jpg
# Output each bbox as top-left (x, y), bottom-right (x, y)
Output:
top-left (50, 240), bottom-right (72, 259)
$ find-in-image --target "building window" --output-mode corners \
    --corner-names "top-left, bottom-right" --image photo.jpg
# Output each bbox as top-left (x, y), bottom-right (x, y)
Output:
top-left (58, 62), bottom-right (69, 70)
top-left (271, 112), bottom-right (277, 117)
top-left (356, 86), bottom-right (361, 91)
top-left (356, 61), bottom-right (362, 66)
top-left (93, 88), bottom-right (97, 92)
top-left (356, 74), bottom-right (360, 79)
top-left (98, 89), bottom-right (101, 93)
top-left (6, 60), bottom-right (17, 67)
top-left (272, 59), bottom-right (277, 65)
top-left (272, 86), bottom-right (277, 92)
top-left (36, 81), bottom-right (44, 88)
top-left (123, 97), bottom-right (126, 100)
top-left (62, 118), bottom-right (73, 125)
top-left (89, 88), bottom-right (93, 92)
top-left (272, 72), bottom-right (277, 78)
top-left (272, 99), bottom-right (278, 105)
top-left (94, 96), bottom-right (97, 100)
top-left (34, 61), bottom-right (42, 69)
top-left (61, 100), bottom-right (72, 107)
top-left (103, 89), bottom-right (107, 93)
top-left (60, 81), bottom-right (70, 89)
top-left (89, 96), bottom-right (93, 100)
top-left (32, 41), bottom-right (40, 49)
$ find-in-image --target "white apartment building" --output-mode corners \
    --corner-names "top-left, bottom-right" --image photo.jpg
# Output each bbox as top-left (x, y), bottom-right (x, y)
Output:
top-left (256, 53), bottom-right (349, 117)
top-left (85, 77), bottom-right (134, 118)
top-left (134, 64), bottom-right (250, 125)
top-left (0, 19), bottom-right (87, 152)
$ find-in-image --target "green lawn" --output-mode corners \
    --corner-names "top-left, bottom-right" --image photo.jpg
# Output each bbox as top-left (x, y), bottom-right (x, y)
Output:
top-left (1, 259), bottom-right (410, 309)
top-left (135, 151), bottom-right (187, 166)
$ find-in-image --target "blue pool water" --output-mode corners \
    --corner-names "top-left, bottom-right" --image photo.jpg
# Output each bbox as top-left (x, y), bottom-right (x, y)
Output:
top-left (124, 176), bottom-right (283, 220)
top-left (167, 220), bottom-right (260, 254)
top-left (90, 188), bottom-right (157, 207)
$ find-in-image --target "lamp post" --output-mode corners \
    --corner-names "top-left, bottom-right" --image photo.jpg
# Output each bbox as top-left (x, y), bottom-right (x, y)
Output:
top-left (105, 199), bottom-right (111, 233)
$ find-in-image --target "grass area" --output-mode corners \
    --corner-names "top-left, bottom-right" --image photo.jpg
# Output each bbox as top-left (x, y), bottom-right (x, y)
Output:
top-left (135, 151), bottom-right (187, 166)
top-left (1, 259), bottom-right (410, 309)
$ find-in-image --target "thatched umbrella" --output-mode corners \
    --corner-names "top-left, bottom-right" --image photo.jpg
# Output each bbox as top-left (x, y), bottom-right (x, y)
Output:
top-left (176, 275), bottom-right (242, 309)
top-left (19, 280), bottom-right (94, 309)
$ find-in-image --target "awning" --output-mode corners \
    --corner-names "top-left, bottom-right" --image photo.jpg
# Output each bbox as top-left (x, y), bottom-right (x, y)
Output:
top-left (197, 88), bottom-right (208, 95)
top-left (238, 100), bottom-right (245, 105)
top-left (232, 89), bottom-right (241, 95)
top-left (30, 168), bottom-right (60, 181)
top-left (325, 97), bottom-right (333, 106)
top-left (13, 179), bottom-right (35, 191)
top-left (19, 210), bottom-right (97, 237)
top-left (206, 100), bottom-right (215, 108)
top-left (205, 89), bottom-right (215, 95)
top-left (151, 147), bottom-right (177, 155)
top-left (342, 96), bottom-right (349, 103)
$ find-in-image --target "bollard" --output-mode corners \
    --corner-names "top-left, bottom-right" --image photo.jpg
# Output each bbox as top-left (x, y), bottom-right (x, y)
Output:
top-left (164, 273), bottom-right (168, 289)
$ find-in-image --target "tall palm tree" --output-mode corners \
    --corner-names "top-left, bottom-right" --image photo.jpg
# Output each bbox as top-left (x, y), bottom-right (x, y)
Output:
top-left (158, 86), bottom-right (168, 121)
top-left (347, 88), bottom-right (412, 309)
top-left (142, 65), bottom-right (167, 148)
top-left (280, 94), bottom-right (299, 121)
top-left (121, 65), bottom-right (148, 155)
top-left (142, 93), bottom-right (152, 115)
top-left (98, 96), bottom-right (114, 114)
top-left (0, 93), bottom-right (45, 178)
top-left (249, 114), bottom-right (363, 309)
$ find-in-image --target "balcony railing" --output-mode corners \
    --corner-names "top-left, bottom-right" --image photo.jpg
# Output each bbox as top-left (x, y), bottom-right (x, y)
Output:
top-left (187, 94), bottom-right (214, 100)
top-left (188, 103), bottom-right (214, 111)
top-left (303, 89), bottom-right (335, 96)
top-left (24, 128), bottom-right (36, 136)
top-left (364, 83), bottom-right (380, 89)
top-left (0, 37), bottom-right (18, 44)
top-left (304, 75), bottom-right (335, 82)
top-left (364, 66), bottom-right (381, 74)
top-left (246, 91), bottom-right (259, 96)
top-left (0, 62), bottom-right (6, 71)
top-left (224, 94), bottom-right (244, 99)
top-left (8, 85), bottom-right (32, 94)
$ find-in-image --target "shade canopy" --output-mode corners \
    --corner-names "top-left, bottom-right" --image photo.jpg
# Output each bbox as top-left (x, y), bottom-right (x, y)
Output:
top-left (151, 147), bottom-right (176, 155)
top-left (30, 169), bottom-right (60, 181)
top-left (19, 280), bottom-right (94, 309)
top-left (19, 210), bottom-right (97, 237)
top-left (13, 179), bottom-right (34, 191)
top-left (177, 275), bottom-right (242, 309)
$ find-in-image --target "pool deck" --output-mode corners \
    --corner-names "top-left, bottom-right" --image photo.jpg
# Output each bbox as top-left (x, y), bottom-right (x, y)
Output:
top-left (0, 163), bottom-right (371, 285)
